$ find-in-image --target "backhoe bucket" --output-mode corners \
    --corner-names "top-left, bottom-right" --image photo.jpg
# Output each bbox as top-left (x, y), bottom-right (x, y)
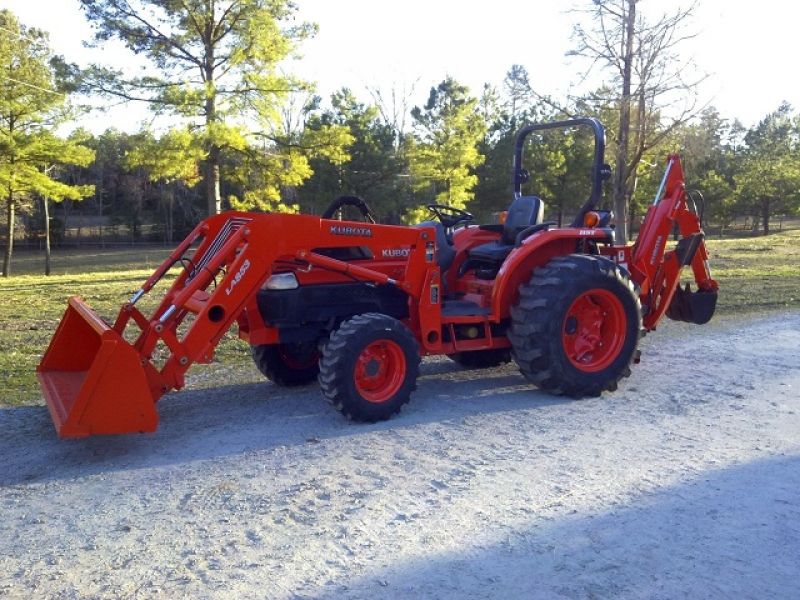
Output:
top-left (666, 284), bottom-right (718, 325)
top-left (37, 297), bottom-right (159, 438)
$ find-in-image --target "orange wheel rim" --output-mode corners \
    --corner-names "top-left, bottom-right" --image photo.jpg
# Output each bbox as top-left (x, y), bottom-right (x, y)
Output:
top-left (562, 288), bottom-right (626, 372)
top-left (354, 340), bottom-right (406, 403)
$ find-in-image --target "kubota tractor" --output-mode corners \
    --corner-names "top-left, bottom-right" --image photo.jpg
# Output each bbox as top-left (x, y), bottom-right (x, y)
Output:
top-left (38, 118), bottom-right (718, 438)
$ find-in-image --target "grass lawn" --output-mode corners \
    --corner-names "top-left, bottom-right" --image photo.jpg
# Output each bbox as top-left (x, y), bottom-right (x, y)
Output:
top-left (2, 230), bottom-right (799, 406)
top-left (702, 228), bottom-right (800, 311)
top-left (0, 246), bottom-right (248, 406)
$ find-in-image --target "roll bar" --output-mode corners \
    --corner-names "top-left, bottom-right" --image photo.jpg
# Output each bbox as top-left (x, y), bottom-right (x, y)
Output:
top-left (512, 117), bottom-right (610, 227)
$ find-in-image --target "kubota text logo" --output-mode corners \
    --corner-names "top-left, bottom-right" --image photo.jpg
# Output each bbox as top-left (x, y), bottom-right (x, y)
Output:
top-left (226, 259), bottom-right (251, 295)
top-left (382, 248), bottom-right (411, 258)
top-left (330, 225), bottom-right (373, 237)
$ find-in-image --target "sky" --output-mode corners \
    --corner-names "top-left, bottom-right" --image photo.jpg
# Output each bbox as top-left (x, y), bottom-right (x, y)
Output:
top-left (2, 0), bottom-right (798, 132)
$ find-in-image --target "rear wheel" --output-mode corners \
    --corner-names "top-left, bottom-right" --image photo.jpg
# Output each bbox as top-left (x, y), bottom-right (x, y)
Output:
top-left (508, 255), bottom-right (641, 397)
top-left (448, 348), bottom-right (512, 369)
top-left (318, 313), bottom-right (420, 422)
top-left (251, 342), bottom-right (320, 387)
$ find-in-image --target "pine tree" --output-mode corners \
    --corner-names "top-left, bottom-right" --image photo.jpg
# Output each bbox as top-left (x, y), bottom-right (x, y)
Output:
top-left (406, 78), bottom-right (486, 222)
top-left (79, 0), bottom-right (348, 216)
top-left (0, 10), bottom-right (94, 276)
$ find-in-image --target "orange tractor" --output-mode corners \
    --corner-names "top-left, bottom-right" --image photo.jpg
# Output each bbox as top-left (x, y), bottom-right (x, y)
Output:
top-left (38, 118), bottom-right (718, 438)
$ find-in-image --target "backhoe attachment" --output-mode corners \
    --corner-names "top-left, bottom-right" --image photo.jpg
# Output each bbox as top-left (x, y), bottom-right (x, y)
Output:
top-left (666, 283), bottom-right (718, 325)
top-left (629, 155), bottom-right (719, 329)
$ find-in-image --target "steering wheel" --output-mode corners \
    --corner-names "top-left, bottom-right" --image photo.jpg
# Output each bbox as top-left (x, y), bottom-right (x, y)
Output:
top-left (426, 204), bottom-right (474, 229)
top-left (322, 195), bottom-right (377, 223)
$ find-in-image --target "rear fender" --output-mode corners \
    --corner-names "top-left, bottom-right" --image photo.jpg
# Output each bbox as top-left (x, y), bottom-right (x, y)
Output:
top-left (491, 229), bottom-right (613, 320)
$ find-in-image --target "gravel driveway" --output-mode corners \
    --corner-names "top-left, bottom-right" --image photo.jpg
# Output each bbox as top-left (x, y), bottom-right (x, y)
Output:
top-left (1, 311), bottom-right (799, 599)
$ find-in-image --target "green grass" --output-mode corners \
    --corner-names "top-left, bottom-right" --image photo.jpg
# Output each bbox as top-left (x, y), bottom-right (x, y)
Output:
top-left (705, 229), bottom-right (800, 312)
top-left (0, 246), bottom-right (248, 406)
top-left (2, 230), bottom-right (799, 407)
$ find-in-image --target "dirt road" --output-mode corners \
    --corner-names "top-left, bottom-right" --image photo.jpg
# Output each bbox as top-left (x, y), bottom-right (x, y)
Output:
top-left (1, 311), bottom-right (799, 599)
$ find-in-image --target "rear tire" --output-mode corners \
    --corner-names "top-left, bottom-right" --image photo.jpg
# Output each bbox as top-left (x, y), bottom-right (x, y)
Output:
top-left (448, 348), bottom-right (512, 369)
top-left (508, 255), bottom-right (641, 397)
top-left (251, 342), bottom-right (320, 387)
top-left (318, 313), bottom-right (420, 422)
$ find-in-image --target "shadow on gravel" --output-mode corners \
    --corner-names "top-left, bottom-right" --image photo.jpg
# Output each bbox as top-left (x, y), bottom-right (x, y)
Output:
top-left (308, 453), bottom-right (800, 600)
top-left (0, 361), bottom-right (569, 486)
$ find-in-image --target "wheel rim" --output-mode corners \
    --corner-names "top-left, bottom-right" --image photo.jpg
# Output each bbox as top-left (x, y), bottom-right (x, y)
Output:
top-left (562, 288), bottom-right (626, 372)
top-left (354, 340), bottom-right (406, 403)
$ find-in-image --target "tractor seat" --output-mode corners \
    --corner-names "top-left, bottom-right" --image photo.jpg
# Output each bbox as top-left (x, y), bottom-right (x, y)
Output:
top-left (417, 220), bottom-right (456, 272)
top-left (466, 195), bottom-right (544, 265)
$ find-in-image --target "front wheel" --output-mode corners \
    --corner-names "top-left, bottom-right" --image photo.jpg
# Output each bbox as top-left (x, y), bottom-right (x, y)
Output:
top-left (318, 313), bottom-right (420, 422)
top-left (508, 255), bottom-right (642, 397)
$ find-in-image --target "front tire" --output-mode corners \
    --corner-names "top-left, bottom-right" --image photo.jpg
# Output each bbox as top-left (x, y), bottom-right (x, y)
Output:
top-left (318, 313), bottom-right (420, 422)
top-left (508, 255), bottom-right (641, 397)
top-left (251, 342), bottom-right (320, 387)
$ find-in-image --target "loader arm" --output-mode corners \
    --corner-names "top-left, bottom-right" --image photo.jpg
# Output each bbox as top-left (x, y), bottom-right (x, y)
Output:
top-left (626, 155), bottom-right (719, 330)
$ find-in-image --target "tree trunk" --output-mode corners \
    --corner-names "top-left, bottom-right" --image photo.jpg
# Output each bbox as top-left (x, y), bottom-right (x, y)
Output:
top-left (627, 85), bottom-right (647, 242)
top-left (43, 196), bottom-right (51, 276)
top-left (612, 0), bottom-right (637, 245)
top-left (625, 165), bottom-right (639, 239)
top-left (204, 23), bottom-right (222, 217)
top-left (3, 190), bottom-right (14, 277)
top-left (762, 198), bottom-right (770, 235)
top-left (628, 202), bottom-right (636, 240)
top-left (205, 145), bottom-right (221, 216)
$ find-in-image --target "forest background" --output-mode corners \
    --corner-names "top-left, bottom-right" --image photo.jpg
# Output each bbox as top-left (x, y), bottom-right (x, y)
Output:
top-left (2, 0), bottom-right (799, 278)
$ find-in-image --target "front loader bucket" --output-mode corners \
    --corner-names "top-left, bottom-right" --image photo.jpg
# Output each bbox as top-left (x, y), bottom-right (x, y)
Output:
top-left (37, 297), bottom-right (159, 438)
top-left (666, 284), bottom-right (718, 325)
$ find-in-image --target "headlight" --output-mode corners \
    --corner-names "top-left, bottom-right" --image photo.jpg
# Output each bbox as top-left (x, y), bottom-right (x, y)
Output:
top-left (262, 272), bottom-right (299, 290)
